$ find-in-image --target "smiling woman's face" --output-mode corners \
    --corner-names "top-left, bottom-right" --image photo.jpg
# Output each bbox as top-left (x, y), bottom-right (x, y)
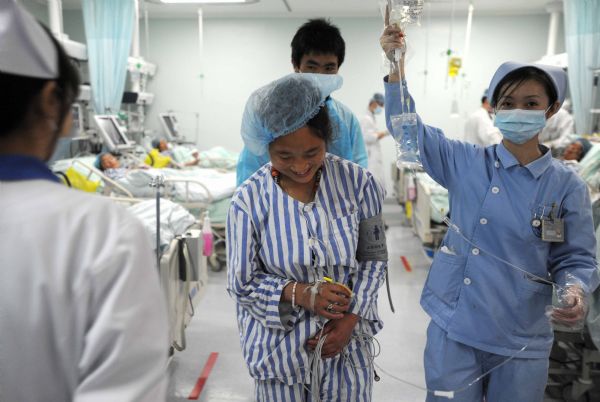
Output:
top-left (268, 126), bottom-right (326, 186)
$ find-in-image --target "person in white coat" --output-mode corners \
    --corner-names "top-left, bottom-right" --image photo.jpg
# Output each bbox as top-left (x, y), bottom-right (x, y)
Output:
top-left (463, 94), bottom-right (502, 146)
top-left (0, 2), bottom-right (169, 401)
top-left (360, 93), bottom-right (388, 186)
top-left (539, 105), bottom-right (575, 148)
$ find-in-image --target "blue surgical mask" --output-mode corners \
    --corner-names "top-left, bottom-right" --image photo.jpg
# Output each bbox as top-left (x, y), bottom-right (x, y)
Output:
top-left (374, 106), bottom-right (383, 115)
top-left (494, 108), bottom-right (548, 145)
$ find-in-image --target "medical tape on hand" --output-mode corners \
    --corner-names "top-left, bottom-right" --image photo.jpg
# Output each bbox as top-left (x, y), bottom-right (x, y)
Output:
top-left (304, 281), bottom-right (322, 312)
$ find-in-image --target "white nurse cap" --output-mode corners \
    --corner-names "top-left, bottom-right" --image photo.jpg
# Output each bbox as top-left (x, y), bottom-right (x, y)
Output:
top-left (0, 0), bottom-right (58, 79)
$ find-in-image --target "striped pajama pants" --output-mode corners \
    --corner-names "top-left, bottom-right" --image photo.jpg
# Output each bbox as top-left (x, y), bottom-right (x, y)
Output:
top-left (254, 343), bottom-right (373, 402)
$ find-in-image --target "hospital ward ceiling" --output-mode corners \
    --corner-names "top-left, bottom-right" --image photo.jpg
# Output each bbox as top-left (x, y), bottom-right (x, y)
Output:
top-left (43, 0), bottom-right (555, 18)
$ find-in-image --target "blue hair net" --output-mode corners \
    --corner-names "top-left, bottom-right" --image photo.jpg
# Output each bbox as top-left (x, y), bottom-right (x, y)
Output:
top-left (94, 153), bottom-right (104, 170)
top-left (487, 61), bottom-right (567, 108)
top-left (241, 73), bottom-right (343, 156)
top-left (576, 137), bottom-right (593, 159)
top-left (151, 139), bottom-right (161, 149)
top-left (372, 93), bottom-right (384, 105)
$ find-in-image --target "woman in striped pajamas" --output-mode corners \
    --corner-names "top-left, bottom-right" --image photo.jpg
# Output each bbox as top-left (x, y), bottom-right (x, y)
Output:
top-left (227, 73), bottom-right (389, 401)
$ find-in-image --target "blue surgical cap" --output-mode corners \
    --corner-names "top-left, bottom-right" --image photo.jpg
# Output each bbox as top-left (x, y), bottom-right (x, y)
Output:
top-left (487, 61), bottom-right (567, 108)
top-left (372, 93), bottom-right (384, 105)
top-left (576, 138), bottom-right (593, 159)
top-left (94, 153), bottom-right (105, 170)
top-left (241, 73), bottom-right (343, 156)
top-left (151, 139), bottom-right (161, 149)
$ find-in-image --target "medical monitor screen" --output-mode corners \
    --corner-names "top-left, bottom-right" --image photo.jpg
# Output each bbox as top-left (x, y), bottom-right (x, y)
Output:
top-left (162, 115), bottom-right (179, 138)
top-left (97, 117), bottom-right (127, 146)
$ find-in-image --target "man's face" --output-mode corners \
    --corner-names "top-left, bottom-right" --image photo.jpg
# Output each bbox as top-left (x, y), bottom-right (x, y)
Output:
top-left (295, 53), bottom-right (339, 74)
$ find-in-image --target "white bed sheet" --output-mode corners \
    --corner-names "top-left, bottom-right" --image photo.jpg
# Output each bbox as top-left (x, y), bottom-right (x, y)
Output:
top-left (128, 198), bottom-right (196, 251)
top-left (116, 167), bottom-right (237, 203)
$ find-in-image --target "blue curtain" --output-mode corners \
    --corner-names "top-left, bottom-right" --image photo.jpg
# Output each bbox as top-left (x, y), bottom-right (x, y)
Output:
top-left (82, 0), bottom-right (135, 114)
top-left (564, 0), bottom-right (600, 135)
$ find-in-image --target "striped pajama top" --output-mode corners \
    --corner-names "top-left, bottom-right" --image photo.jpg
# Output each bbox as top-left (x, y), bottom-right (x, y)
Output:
top-left (226, 154), bottom-right (387, 385)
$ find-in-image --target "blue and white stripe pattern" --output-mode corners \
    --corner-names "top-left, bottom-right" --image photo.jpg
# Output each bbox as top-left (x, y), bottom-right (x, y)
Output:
top-left (254, 339), bottom-right (373, 401)
top-left (227, 154), bottom-right (387, 390)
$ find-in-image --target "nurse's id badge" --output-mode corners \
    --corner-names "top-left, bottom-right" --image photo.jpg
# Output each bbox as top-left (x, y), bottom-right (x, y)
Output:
top-left (542, 218), bottom-right (564, 243)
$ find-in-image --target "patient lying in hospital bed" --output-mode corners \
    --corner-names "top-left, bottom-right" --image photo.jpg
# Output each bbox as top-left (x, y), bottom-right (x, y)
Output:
top-left (96, 152), bottom-right (149, 180)
top-left (52, 149), bottom-right (238, 205)
top-left (147, 139), bottom-right (201, 168)
top-left (148, 139), bottom-right (239, 171)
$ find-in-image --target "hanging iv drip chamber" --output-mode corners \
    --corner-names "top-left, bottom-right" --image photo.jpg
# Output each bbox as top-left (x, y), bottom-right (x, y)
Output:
top-left (383, 0), bottom-right (425, 169)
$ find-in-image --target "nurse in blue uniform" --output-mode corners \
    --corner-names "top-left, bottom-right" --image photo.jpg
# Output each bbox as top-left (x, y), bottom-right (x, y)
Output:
top-left (380, 24), bottom-right (599, 402)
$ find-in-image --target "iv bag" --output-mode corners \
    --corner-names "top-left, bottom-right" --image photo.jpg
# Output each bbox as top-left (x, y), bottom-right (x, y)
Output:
top-left (379, 0), bottom-right (425, 29)
top-left (391, 113), bottom-right (421, 169)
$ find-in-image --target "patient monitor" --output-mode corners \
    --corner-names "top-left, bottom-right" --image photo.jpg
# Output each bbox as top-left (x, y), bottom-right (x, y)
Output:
top-left (94, 115), bottom-right (134, 153)
top-left (158, 112), bottom-right (184, 143)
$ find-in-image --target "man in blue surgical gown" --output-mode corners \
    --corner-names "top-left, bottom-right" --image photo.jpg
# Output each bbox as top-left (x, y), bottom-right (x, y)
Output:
top-left (236, 19), bottom-right (368, 185)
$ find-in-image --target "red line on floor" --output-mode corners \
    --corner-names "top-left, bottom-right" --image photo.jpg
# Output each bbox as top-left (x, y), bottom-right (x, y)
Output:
top-left (188, 352), bottom-right (219, 400)
top-left (401, 256), bottom-right (412, 272)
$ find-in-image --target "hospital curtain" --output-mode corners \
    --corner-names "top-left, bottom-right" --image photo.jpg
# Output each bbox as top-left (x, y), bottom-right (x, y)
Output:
top-left (82, 0), bottom-right (135, 114)
top-left (563, 0), bottom-right (600, 135)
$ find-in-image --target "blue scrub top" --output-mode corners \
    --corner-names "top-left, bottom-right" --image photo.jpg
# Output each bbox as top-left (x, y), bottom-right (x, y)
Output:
top-left (236, 97), bottom-right (368, 186)
top-left (385, 78), bottom-right (599, 358)
top-left (0, 154), bottom-right (60, 183)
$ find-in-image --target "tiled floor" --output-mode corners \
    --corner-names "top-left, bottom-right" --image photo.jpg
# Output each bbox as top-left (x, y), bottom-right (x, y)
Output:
top-left (167, 200), bottom-right (432, 401)
top-left (167, 199), bottom-right (600, 402)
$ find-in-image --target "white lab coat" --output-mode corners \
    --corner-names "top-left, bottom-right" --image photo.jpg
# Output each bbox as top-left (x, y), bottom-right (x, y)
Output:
top-left (540, 107), bottom-right (575, 147)
top-left (0, 180), bottom-right (169, 402)
top-left (359, 110), bottom-right (385, 187)
top-left (464, 107), bottom-right (502, 146)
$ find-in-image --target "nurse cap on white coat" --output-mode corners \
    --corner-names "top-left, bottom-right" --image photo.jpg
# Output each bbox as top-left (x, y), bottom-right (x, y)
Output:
top-left (487, 61), bottom-right (567, 108)
top-left (0, 0), bottom-right (58, 79)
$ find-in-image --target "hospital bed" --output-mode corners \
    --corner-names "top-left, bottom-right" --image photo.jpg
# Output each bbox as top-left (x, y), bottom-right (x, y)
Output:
top-left (158, 227), bottom-right (208, 356)
top-left (108, 198), bottom-right (208, 357)
top-left (412, 173), bottom-right (449, 250)
top-left (391, 163), bottom-right (449, 250)
top-left (53, 160), bottom-right (210, 356)
top-left (53, 157), bottom-right (231, 207)
top-left (100, 196), bottom-right (208, 357)
top-left (52, 156), bottom-right (235, 271)
top-left (392, 164), bottom-right (420, 205)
